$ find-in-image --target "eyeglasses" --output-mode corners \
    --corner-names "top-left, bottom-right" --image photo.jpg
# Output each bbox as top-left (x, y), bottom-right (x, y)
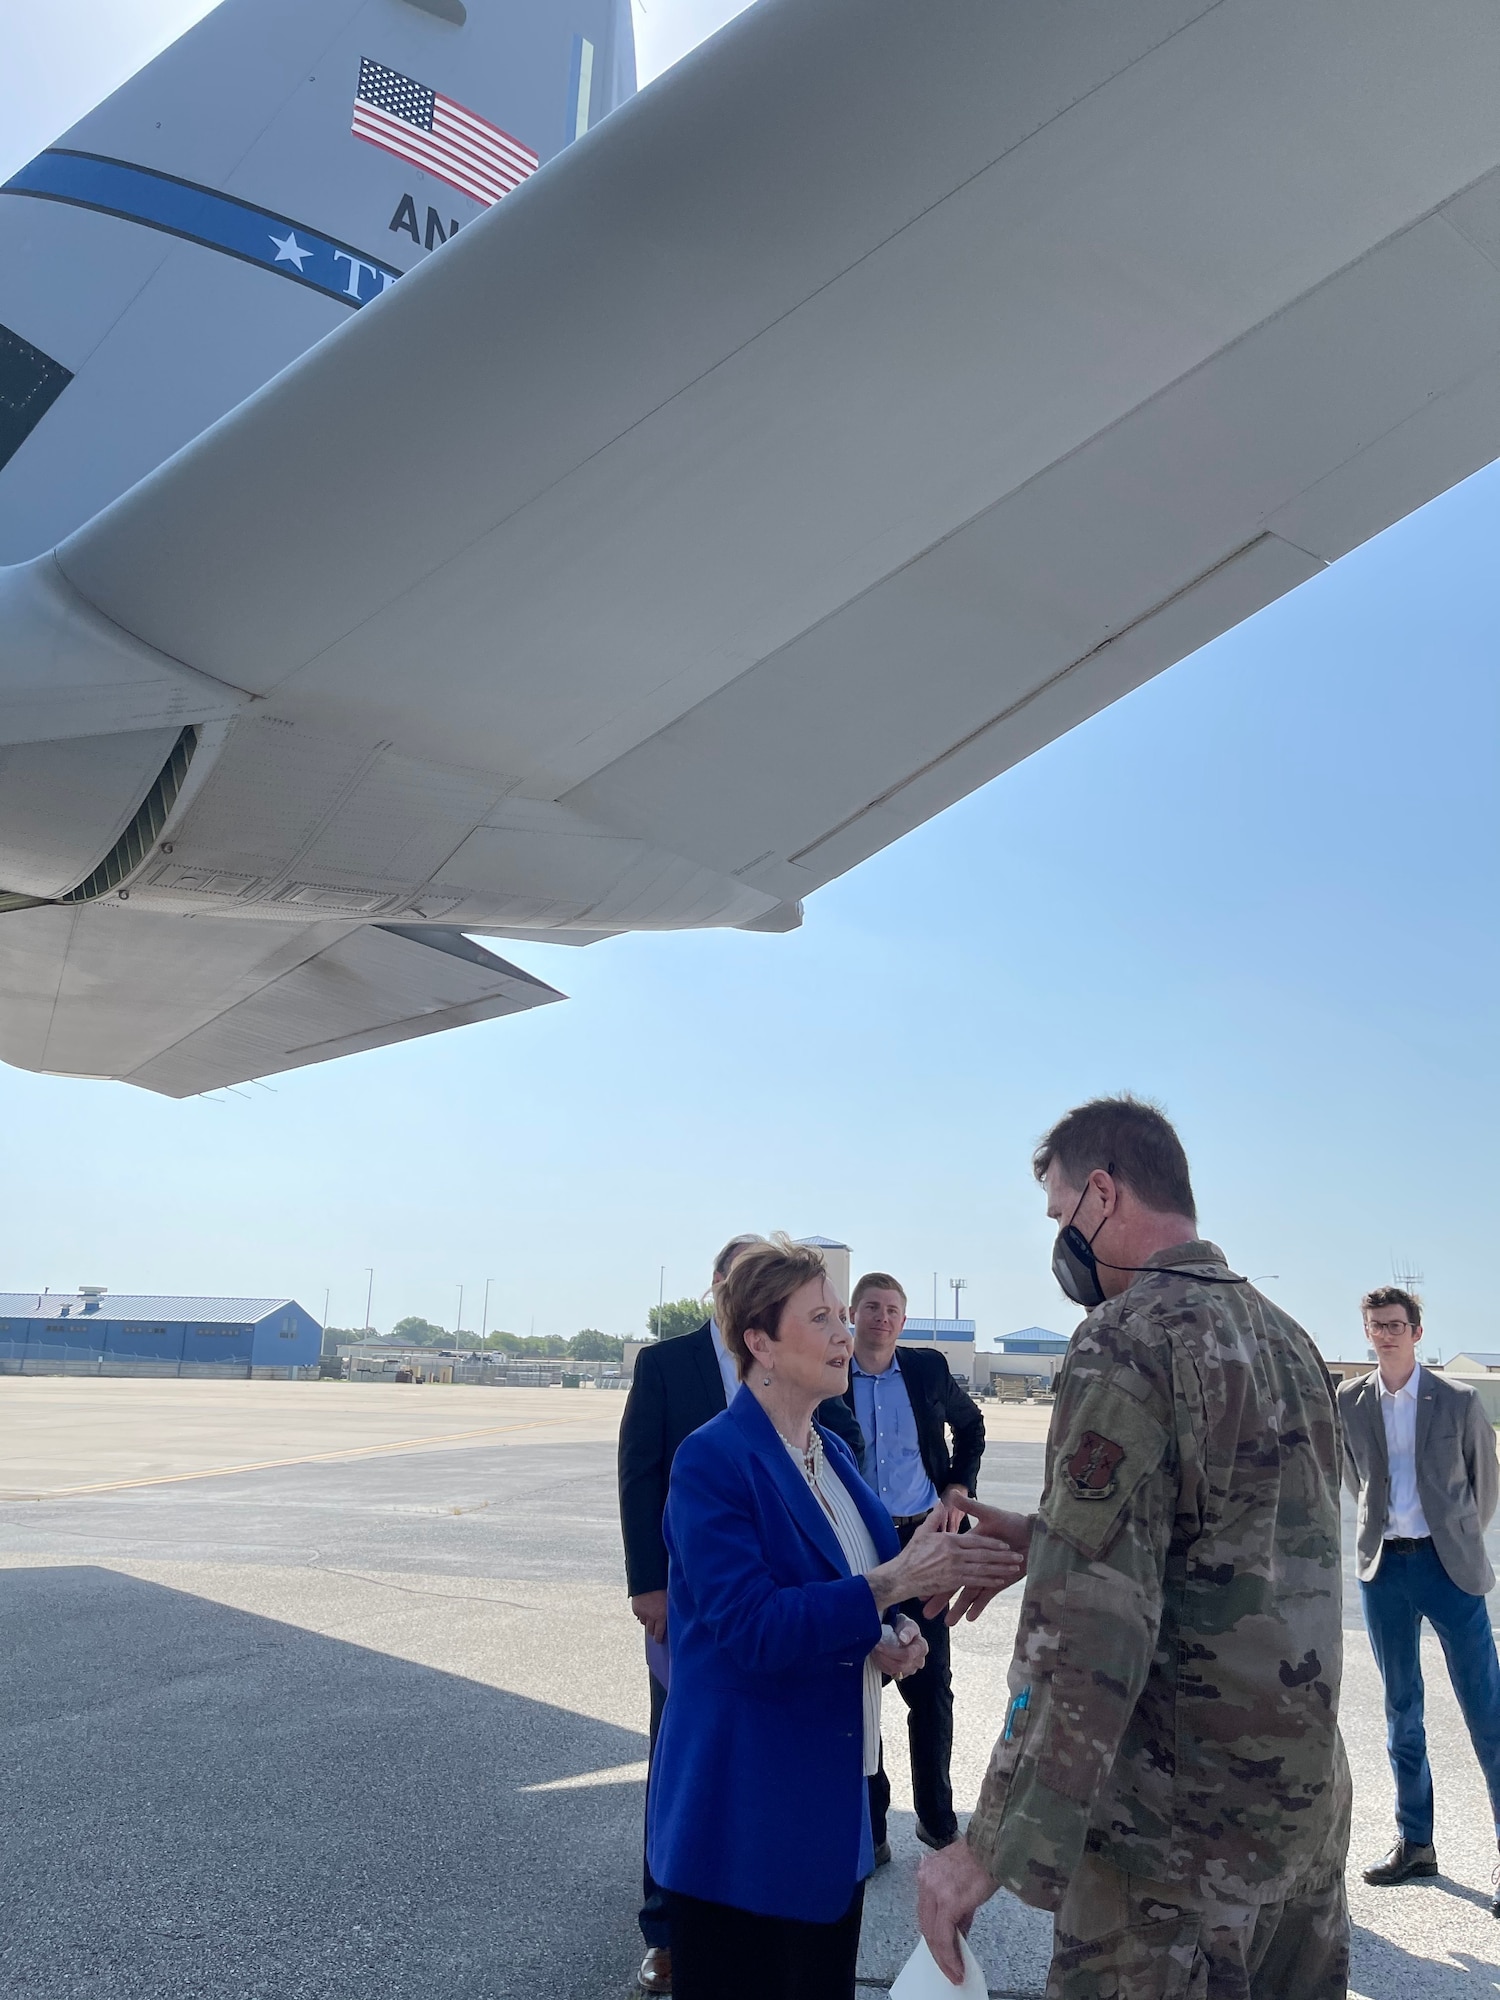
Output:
top-left (1366, 1316), bottom-right (1415, 1335)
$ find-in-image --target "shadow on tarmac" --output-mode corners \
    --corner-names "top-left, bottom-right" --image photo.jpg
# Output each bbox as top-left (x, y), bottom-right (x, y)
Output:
top-left (1351, 1924), bottom-right (1500, 1998)
top-left (0, 1566), bottom-right (647, 2000)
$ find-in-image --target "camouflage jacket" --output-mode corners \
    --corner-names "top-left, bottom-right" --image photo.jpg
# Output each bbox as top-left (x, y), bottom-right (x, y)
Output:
top-left (967, 1243), bottom-right (1350, 1910)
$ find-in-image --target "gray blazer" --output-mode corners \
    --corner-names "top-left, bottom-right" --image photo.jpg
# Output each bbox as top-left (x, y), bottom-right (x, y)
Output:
top-left (1338, 1367), bottom-right (1499, 1596)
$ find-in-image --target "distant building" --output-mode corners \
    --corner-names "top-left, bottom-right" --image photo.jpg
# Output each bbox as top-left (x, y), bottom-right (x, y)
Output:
top-left (1446, 1353), bottom-right (1500, 1375)
top-left (799, 1236), bottom-right (851, 1304)
top-left (0, 1289), bottom-right (321, 1376)
top-left (999, 1325), bottom-right (1069, 1355)
top-left (900, 1316), bottom-right (975, 1385)
top-left (974, 1328), bottom-right (1070, 1391)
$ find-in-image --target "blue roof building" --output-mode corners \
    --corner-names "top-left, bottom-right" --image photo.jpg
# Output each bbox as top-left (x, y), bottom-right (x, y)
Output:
top-left (0, 1290), bottom-right (321, 1376)
top-left (1000, 1326), bottom-right (1069, 1355)
top-left (901, 1318), bottom-right (975, 1345)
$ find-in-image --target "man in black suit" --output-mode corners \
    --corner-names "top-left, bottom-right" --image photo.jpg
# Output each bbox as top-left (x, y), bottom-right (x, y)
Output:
top-left (840, 1270), bottom-right (985, 1862)
top-left (618, 1234), bottom-right (864, 1995)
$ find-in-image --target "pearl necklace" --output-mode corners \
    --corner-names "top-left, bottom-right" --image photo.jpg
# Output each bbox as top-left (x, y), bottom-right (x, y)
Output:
top-left (779, 1425), bottom-right (824, 1487)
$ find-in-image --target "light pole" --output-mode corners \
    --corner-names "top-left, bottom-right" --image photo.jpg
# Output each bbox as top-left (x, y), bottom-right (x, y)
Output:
top-left (481, 1278), bottom-right (494, 1342)
top-left (657, 1264), bottom-right (665, 1340)
top-left (950, 1277), bottom-right (968, 1322)
top-left (363, 1267), bottom-right (375, 1336)
top-left (456, 1284), bottom-right (464, 1343)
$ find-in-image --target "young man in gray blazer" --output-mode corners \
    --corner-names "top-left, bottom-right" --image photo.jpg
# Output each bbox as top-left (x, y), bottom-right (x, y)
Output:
top-left (1338, 1286), bottom-right (1500, 1905)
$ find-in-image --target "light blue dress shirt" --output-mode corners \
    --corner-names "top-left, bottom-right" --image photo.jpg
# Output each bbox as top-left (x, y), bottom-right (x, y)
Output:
top-left (851, 1353), bottom-right (940, 1516)
top-left (709, 1317), bottom-right (741, 1405)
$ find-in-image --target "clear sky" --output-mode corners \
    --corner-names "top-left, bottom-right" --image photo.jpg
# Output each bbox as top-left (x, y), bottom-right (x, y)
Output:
top-left (2, 3), bottom-right (1495, 1358)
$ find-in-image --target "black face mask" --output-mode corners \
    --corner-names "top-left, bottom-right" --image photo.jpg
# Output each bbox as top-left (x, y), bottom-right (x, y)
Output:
top-left (1051, 1170), bottom-right (1249, 1309)
top-left (1053, 1182), bottom-right (1109, 1309)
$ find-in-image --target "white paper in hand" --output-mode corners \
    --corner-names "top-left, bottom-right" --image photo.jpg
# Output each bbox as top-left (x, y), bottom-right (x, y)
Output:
top-left (889, 1932), bottom-right (987, 1999)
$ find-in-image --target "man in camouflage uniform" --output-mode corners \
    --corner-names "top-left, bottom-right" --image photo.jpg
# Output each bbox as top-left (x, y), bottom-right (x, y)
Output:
top-left (918, 1097), bottom-right (1350, 1998)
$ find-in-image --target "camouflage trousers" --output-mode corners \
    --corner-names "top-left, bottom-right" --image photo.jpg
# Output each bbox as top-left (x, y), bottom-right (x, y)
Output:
top-left (1044, 1853), bottom-right (1349, 2000)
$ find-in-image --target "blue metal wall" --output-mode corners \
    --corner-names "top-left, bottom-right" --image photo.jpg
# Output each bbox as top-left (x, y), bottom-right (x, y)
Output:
top-left (0, 1304), bottom-right (320, 1371)
top-left (250, 1303), bottom-right (320, 1369)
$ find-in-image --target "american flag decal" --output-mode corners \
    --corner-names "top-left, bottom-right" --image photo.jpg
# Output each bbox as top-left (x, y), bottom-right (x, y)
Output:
top-left (352, 58), bottom-right (539, 208)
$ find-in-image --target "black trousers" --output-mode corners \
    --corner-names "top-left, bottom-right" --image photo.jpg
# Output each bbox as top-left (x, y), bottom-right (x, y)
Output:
top-left (638, 1665), bottom-right (670, 1948)
top-left (666, 1884), bottom-right (865, 2000)
top-left (868, 1522), bottom-right (956, 1844)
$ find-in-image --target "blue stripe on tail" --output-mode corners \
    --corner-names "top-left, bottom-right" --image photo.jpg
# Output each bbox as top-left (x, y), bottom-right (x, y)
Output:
top-left (2, 151), bottom-right (403, 309)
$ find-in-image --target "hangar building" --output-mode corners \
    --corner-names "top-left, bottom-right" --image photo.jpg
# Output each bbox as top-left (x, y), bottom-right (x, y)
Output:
top-left (0, 1288), bottom-right (321, 1376)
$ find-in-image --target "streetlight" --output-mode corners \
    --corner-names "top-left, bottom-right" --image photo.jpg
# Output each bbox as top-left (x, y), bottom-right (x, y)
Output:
top-left (456, 1284), bottom-right (465, 1342)
top-left (363, 1267), bottom-right (375, 1336)
top-left (481, 1278), bottom-right (494, 1343)
top-left (949, 1277), bottom-right (968, 1322)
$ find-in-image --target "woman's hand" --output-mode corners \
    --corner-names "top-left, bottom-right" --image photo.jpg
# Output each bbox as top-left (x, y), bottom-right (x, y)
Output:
top-left (922, 1501), bottom-right (1035, 1626)
top-left (870, 1614), bottom-right (928, 1680)
top-left (867, 1504), bottom-right (1025, 1613)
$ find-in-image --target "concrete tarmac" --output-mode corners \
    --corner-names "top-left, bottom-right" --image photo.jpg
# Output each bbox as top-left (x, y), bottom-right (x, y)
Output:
top-left (2, 1381), bottom-right (1499, 1997)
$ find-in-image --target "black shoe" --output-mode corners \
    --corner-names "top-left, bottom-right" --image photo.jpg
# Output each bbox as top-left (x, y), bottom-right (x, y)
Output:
top-left (1363, 1839), bottom-right (1438, 1886)
top-left (1490, 1849), bottom-right (1500, 1918)
top-left (873, 1840), bottom-right (892, 1867)
top-left (915, 1822), bottom-right (959, 1852)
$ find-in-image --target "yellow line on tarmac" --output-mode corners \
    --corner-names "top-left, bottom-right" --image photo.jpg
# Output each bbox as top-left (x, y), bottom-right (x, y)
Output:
top-left (0, 1412), bottom-right (594, 1502)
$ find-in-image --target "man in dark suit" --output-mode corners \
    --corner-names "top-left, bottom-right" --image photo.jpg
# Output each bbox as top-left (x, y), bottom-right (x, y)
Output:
top-left (840, 1270), bottom-right (985, 1861)
top-left (1339, 1284), bottom-right (1500, 1905)
top-left (618, 1234), bottom-right (865, 1995)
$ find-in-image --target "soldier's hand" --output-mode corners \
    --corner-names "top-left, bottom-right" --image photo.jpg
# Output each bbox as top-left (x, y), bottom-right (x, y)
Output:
top-left (961, 1499), bottom-right (1034, 1556)
top-left (922, 1501), bottom-right (1033, 1623)
top-left (918, 1838), bottom-right (996, 1985)
top-left (869, 1506), bottom-right (1023, 1611)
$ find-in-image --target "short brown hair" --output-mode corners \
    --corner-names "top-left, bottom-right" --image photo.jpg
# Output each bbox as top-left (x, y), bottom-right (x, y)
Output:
top-left (1362, 1286), bottom-right (1422, 1329)
top-left (851, 1271), bottom-right (907, 1311)
top-left (718, 1234), bottom-right (828, 1381)
top-left (1033, 1095), bottom-right (1196, 1220)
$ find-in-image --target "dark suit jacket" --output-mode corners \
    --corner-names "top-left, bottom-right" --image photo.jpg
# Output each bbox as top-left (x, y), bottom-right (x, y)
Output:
top-left (1338, 1365), bottom-right (1499, 1594)
top-left (618, 1321), bottom-right (866, 1596)
top-left (840, 1343), bottom-right (985, 1502)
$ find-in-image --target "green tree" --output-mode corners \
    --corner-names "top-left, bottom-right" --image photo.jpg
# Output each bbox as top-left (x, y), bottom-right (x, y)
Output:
top-left (569, 1328), bottom-right (624, 1362)
top-left (648, 1297), bottom-right (707, 1342)
top-left (390, 1316), bottom-right (448, 1347)
top-left (321, 1325), bottom-right (365, 1355)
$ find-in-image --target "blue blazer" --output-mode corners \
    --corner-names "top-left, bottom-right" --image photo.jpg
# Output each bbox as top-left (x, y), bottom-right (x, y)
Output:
top-left (647, 1387), bottom-right (901, 1923)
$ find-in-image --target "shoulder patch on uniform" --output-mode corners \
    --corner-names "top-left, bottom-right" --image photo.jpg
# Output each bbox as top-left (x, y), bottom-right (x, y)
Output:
top-left (1043, 1390), bottom-right (1171, 1561)
top-left (1063, 1431), bottom-right (1126, 1501)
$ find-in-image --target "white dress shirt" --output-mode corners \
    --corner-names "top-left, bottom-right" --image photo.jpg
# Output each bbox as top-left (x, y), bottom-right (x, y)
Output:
top-left (1379, 1364), bottom-right (1432, 1540)
top-left (709, 1317), bottom-right (741, 1406)
top-left (784, 1430), bottom-right (884, 1776)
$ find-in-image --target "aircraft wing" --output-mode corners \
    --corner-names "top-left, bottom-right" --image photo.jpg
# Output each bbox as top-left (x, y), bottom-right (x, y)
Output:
top-left (50, 0), bottom-right (1500, 915)
top-left (5, 0), bottom-right (1500, 1089)
top-left (0, 908), bottom-right (562, 1097)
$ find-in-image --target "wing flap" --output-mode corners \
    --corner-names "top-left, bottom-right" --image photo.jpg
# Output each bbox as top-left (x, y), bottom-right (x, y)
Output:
top-left (0, 907), bottom-right (562, 1096)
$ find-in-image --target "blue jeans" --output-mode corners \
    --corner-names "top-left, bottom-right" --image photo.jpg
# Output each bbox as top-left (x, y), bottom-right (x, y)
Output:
top-left (1360, 1538), bottom-right (1500, 1845)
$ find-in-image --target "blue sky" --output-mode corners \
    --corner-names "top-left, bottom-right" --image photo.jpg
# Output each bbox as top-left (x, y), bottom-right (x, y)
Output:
top-left (3, 2), bottom-right (1495, 1357)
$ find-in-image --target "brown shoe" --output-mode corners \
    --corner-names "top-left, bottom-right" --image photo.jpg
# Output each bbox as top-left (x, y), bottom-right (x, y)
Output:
top-left (639, 1945), bottom-right (672, 1994)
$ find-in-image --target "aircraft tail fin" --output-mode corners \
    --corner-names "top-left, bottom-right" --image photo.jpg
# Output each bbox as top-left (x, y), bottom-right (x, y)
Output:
top-left (0, 0), bottom-right (634, 561)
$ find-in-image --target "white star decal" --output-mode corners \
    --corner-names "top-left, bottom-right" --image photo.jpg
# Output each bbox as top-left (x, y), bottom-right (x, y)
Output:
top-left (269, 230), bottom-right (311, 271)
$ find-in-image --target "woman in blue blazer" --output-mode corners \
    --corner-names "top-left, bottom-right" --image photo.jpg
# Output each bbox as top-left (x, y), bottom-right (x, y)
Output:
top-left (647, 1236), bottom-right (1016, 1999)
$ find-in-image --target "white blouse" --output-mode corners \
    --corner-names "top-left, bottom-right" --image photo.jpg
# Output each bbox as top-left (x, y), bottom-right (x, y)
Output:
top-left (783, 1429), bottom-right (885, 1777)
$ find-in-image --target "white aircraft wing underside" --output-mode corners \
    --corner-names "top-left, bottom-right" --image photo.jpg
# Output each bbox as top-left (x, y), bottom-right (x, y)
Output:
top-left (50, 0), bottom-right (1500, 917)
top-left (4, 0), bottom-right (1500, 1088)
top-left (0, 908), bottom-right (562, 1096)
